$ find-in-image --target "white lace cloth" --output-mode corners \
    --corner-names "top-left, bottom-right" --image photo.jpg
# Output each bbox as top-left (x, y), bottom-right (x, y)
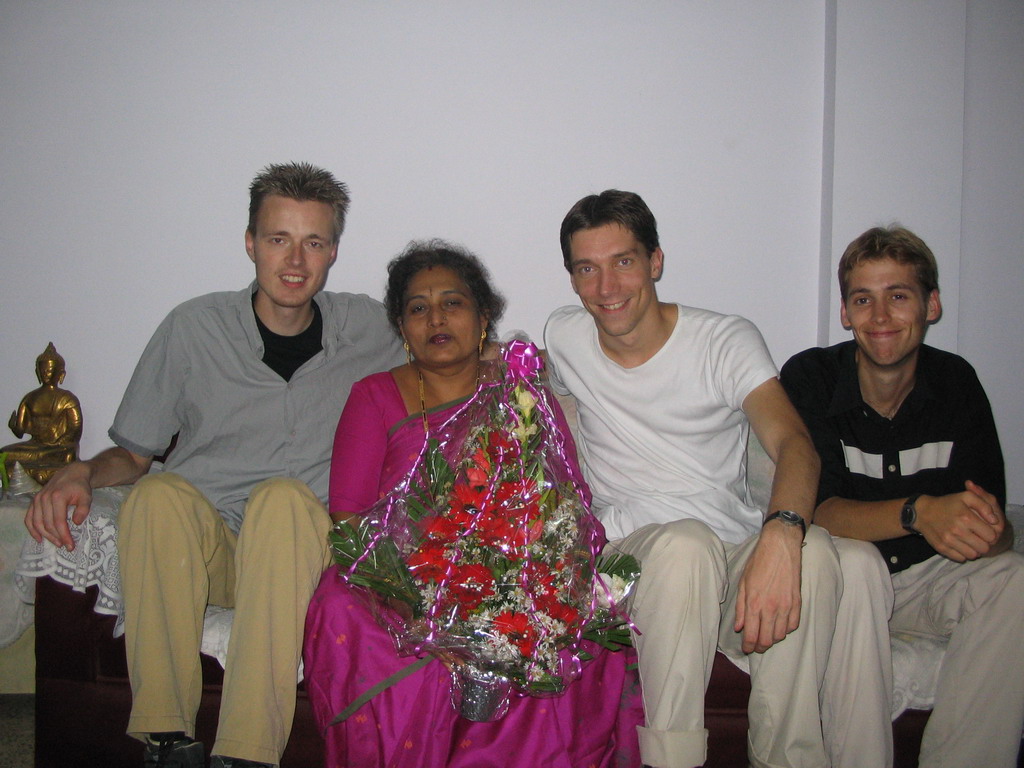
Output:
top-left (9, 486), bottom-right (254, 673)
top-left (7, 486), bottom-right (1024, 714)
top-left (13, 486), bottom-right (129, 634)
top-left (891, 632), bottom-right (948, 714)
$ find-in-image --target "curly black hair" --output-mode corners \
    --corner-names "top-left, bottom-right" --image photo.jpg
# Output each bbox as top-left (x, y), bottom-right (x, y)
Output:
top-left (384, 239), bottom-right (506, 341)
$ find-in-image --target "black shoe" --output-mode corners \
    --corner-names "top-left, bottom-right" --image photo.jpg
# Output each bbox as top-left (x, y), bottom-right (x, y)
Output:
top-left (210, 756), bottom-right (274, 768)
top-left (143, 733), bottom-right (204, 768)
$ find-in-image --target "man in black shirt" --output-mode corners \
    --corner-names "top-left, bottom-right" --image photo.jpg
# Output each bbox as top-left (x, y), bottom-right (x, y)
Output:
top-left (781, 225), bottom-right (1024, 767)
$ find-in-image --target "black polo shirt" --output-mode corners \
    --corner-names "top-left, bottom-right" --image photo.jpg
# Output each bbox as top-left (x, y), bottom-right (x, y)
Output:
top-left (780, 341), bottom-right (1005, 573)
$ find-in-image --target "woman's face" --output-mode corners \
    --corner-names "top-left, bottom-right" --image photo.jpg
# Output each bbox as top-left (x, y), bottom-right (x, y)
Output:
top-left (400, 265), bottom-right (487, 370)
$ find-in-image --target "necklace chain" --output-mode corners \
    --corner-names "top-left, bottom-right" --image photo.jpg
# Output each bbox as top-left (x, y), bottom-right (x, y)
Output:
top-left (415, 364), bottom-right (482, 436)
top-left (417, 368), bottom-right (430, 436)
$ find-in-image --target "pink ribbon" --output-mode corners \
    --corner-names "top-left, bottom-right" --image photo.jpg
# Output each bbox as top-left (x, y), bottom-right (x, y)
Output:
top-left (503, 339), bottom-right (544, 381)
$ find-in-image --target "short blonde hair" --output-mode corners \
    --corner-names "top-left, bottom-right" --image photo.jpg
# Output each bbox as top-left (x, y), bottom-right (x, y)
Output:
top-left (838, 225), bottom-right (938, 301)
top-left (248, 162), bottom-right (350, 244)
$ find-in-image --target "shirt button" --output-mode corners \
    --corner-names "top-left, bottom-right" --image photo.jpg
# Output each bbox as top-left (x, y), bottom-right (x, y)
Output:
top-left (887, 464), bottom-right (896, 473)
top-left (890, 556), bottom-right (898, 564)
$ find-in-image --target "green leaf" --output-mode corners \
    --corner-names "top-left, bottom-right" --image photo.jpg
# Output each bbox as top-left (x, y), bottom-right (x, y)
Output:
top-left (595, 552), bottom-right (640, 581)
top-left (330, 519), bottom-right (422, 611)
top-left (405, 493), bottom-right (431, 523)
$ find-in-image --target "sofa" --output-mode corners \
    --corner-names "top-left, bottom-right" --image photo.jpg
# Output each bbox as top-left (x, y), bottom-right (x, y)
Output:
top-left (21, 394), bottom-right (1024, 766)
top-left (29, 571), bottom-right (942, 768)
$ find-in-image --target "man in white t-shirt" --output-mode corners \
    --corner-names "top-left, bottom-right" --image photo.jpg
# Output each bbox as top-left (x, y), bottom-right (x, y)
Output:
top-left (544, 190), bottom-right (892, 768)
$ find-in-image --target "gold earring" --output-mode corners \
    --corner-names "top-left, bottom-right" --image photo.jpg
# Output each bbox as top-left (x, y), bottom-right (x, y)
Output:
top-left (478, 329), bottom-right (486, 356)
top-left (403, 340), bottom-right (412, 364)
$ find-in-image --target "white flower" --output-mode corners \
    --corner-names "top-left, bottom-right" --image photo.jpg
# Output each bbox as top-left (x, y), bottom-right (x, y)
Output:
top-left (595, 573), bottom-right (631, 610)
top-left (512, 417), bottom-right (539, 444)
top-left (515, 387), bottom-right (537, 420)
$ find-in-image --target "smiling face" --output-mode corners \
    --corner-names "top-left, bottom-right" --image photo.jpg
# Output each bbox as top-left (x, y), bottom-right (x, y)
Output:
top-left (244, 194), bottom-right (338, 333)
top-left (568, 223), bottom-right (664, 345)
top-left (400, 265), bottom-right (487, 371)
top-left (841, 257), bottom-right (941, 373)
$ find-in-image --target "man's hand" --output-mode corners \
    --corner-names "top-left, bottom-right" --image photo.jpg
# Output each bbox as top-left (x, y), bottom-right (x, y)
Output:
top-left (734, 521), bottom-right (803, 654)
top-left (915, 480), bottom-right (1005, 562)
top-left (24, 461), bottom-right (95, 551)
top-left (23, 446), bottom-right (152, 552)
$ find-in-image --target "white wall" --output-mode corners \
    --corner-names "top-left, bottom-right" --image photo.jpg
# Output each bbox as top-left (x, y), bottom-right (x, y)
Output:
top-left (0, 2), bottom-right (826, 453)
top-left (1, 1), bottom-right (1020, 501)
top-left (822, 0), bottom-right (1024, 502)
top-left (826, 0), bottom-right (966, 353)
top-left (960, 0), bottom-right (1024, 504)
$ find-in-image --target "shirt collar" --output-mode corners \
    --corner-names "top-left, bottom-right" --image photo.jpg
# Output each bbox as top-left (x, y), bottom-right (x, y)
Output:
top-left (319, 292), bottom-right (342, 356)
top-left (240, 282), bottom-right (263, 355)
top-left (827, 340), bottom-right (937, 419)
top-left (237, 280), bottom-right (335, 356)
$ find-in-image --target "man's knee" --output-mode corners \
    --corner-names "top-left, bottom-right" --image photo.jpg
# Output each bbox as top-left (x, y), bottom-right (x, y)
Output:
top-left (121, 472), bottom-right (206, 527)
top-left (982, 551), bottom-right (1024, 615)
top-left (248, 477), bottom-right (318, 512)
top-left (244, 477), bottom-right (327, 534)
top-left (623, 519), bottom-right (728, 616)
top-left (127, 471), bottom-right (197, 501)
top-left (638, 518), bottom-right (725, 576)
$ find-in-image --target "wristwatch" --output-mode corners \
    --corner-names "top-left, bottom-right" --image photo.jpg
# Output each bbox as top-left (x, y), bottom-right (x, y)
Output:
top-left (900, 493), bottom-right (923, 535)
top-left (763, 509), bottom-right (807, 539)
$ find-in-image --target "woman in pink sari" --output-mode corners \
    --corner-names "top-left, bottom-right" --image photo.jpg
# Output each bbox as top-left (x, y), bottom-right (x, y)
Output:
top-left (303, 240), bottom-right (642, 768)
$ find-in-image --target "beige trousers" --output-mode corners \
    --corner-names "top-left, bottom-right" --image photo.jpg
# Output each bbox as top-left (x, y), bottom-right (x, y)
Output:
top-left (119, 473), bottom-right (331, 765)
top-left (891, 551), bottom-right (1024, 768)
top-left (609, 519), bottom-right (894, 768)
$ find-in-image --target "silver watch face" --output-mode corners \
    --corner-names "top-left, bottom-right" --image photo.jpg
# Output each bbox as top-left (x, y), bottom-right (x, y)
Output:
top-left (767, 510), bottom-right (806, 537)
top-left (777, 510), bottom-right (802, 526)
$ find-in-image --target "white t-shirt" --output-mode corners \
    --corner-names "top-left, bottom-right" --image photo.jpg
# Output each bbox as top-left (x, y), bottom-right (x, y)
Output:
top-left (543, 304), bottom-right (778, 544)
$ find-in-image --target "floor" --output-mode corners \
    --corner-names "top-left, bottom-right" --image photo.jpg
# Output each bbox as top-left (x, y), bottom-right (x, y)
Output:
top-left (0, 695), bottom-right (33, 768)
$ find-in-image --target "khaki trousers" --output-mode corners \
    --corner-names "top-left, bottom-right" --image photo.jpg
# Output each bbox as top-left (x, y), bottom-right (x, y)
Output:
top-left (609, 519), bottom-right (894, 768)
top-left (119, 473), bottom-right (331, 765)
top-left (892, 551), bottom-right (1024, 768)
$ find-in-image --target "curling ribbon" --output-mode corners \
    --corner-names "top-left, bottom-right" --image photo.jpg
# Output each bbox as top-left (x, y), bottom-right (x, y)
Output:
top-left (503, 339), bottom-right (544, 381)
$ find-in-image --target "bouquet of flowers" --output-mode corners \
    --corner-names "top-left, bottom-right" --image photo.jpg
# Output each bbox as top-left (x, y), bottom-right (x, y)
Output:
top-left (330, 340), bottom-right (638, 720)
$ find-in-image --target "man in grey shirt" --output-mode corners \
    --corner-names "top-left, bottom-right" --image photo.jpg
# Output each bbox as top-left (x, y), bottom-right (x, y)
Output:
top-left (24, 163), bottom-right (404, 768)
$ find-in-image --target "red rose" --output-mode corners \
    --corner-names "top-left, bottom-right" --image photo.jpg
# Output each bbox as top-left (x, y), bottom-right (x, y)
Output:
top-left (465, 464), bottom-right (490, 489)
top-left (545, 601), bottom-right (581, 630)
top-left (476, 510), bottom-right (514, 546)
top-left (407, 542), bottom-right (452, 584)
top-left (494, 479), bottom-right (538, 510)
top-left (493, 610), bottom-right (538, 657)
top-left (446, 563), bottom-right (496, 616)
top-left (520, 561), bottom-right (557, 597)
top-left (423, 508), bottom-right (473, 542)
top-left (452, 482), bottom-right (489, 514)
top-left (486, 431), bottom-right (519, 464)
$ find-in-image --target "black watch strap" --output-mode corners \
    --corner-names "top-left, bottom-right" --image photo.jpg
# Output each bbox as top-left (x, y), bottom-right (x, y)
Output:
top-left (901, 493), bottom-right (923, 535)
top-left (763, 509), bottom-right (807, 539)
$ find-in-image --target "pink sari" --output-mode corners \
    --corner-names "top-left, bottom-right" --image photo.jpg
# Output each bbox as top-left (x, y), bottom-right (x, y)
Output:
top-left (304, 372), bottom-right (643, 767)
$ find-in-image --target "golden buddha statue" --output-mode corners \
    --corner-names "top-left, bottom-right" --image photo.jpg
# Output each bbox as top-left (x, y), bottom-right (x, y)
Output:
top-left (2, 343), bottom-right (83, 485)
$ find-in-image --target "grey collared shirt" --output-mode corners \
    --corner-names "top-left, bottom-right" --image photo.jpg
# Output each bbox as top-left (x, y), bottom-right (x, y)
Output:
top-left (110, 282), bottom-right (404, 532)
